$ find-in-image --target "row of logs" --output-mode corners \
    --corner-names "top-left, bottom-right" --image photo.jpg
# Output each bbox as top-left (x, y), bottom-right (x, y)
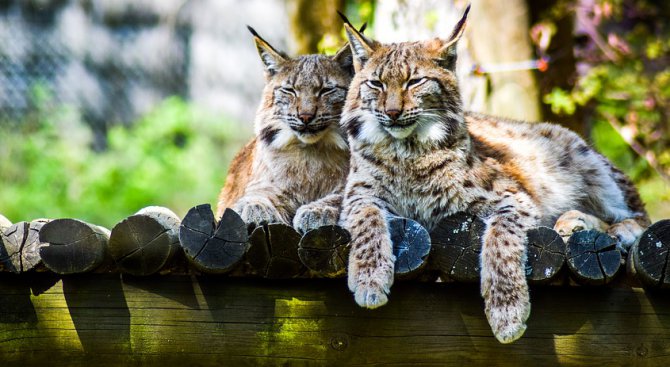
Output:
top-left (1, 206), bottom-right (668, 288)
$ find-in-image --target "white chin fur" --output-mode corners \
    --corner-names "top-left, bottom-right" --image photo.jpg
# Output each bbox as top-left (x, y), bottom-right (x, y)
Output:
top-left (295, 132), bottom-right (323, 144)
top-left (384, 125), bottom-right (417, 139)
top-left (296, 128), bottom-right (348, 150)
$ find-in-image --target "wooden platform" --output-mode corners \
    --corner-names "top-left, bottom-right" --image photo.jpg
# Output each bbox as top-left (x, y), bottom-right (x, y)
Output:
top-left (1, 273), bottom-right (669, 366)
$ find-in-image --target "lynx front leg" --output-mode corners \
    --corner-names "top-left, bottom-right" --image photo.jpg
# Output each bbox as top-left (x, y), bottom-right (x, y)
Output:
top-left (480, 192), bottom-right (538, 343)
top-left (343, 197), bottom-right (395, 309)
top-left (293, 193), bottom-right (343, 233)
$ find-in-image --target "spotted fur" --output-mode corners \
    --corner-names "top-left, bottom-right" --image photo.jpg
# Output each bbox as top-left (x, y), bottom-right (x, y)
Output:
top-left (217, 27), bottom-right (353, 232)
top-left (339, 5), bottom-right (649, 343)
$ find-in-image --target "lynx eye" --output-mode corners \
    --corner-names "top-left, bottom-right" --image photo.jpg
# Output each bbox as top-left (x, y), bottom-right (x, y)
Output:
top-left (318, 86), bottom-right (337, 97)
top-left (406, 77), bottom-right (427, 88)
top-left (278, 87), bottom-right (297, 96)
top-left (365, 80), bottom-right (384, 90)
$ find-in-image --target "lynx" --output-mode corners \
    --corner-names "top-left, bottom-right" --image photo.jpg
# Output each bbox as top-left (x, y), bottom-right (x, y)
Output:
top-left (216, 27), bottom-right (355, 233)
top-left (339, 6), bottom-right (649, 343)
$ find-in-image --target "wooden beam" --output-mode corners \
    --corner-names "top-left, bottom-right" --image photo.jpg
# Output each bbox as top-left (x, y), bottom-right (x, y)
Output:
top-left (1, 274), bottom-right (668, 366)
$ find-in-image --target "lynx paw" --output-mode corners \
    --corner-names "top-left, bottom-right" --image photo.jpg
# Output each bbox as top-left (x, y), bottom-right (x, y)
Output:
top-left (482, 275), bottom-right (530, 344)
top-left (554, 210), bottom-right (608, 243)
top-left (607, 219), bottom-right (645, 251)
top-left (234, 198), bottom-right (283, 228)
top-left (348, 256), bottom-right (394, 309)
top-left (293, 204), bottom-right (339, 234)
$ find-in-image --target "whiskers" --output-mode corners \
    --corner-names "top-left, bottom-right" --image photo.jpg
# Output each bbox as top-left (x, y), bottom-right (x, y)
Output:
top-left (280, 114), bottom-right (339, 134)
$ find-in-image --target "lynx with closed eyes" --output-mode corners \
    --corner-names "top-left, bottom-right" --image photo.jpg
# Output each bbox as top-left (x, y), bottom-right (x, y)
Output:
top-left (216, 26), bottom-right (357, 234)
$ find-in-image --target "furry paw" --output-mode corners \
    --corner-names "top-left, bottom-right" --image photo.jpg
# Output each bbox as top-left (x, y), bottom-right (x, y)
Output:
top-left (607, 219), bottom-right (645, 252)
top-left (348, 255), bottom-right (395, 309)
top-left (554, 210), bottom-right (608, 243)
top-left (234, 198), bottom-right (283, 228)
top-left (293, 204), bottom-right (339, 233)
top-left (482, 275), bottom-right (531, 344)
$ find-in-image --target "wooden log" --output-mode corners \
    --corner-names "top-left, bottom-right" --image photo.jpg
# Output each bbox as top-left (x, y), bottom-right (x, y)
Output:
top-left (38, 219), bottom-right (110, 274)
top-left (0, 214), bottom-right (12, 272)
top-left (109, 206), bottom-right (181, 276)
top-left (430, 212), bottom-right (484, 282)
top-left (247, 224), bottom-right (303, 279)
top-left (388, 216), bottom-right (431, 279)
top-left (298, 225), bottom-right (350, 277)
top-left (0, 213), bottom-right (11, 232)
top-left (179, 205), bottom-right (248, 274)
top-left (631, 219), bottom-right (670, 289)
top-left (526, 226), bottom-right (566, 284)
top-left (567, 230), bottom-right (622, 285)
top-left (1, 219), bottom-right (50, 273)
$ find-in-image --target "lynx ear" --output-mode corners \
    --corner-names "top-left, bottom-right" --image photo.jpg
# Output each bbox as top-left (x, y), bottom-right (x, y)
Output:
top-left (332, 23), bottom-right (368, 76)
top-left (247, 25), bottom-right (288, 77)
top-left (436, 4), bottom-right (471, 71)
top-left (338, 12), bottom-right (377, 72)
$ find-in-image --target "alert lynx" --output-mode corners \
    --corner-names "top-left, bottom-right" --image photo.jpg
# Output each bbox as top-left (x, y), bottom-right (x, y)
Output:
top-left (339, 6), bottom-right (649, 343)
top-left (217, 27), bottom-right (355, 233)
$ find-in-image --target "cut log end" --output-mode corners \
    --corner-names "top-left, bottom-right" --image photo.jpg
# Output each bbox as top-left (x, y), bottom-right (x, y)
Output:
top-left (0, 214), bottom-right (12, 232)
top-left (113, 206), bottom-right (181, 276)
top-left (2, 220), bottom-right (50, 273)
top-left (298, 225), bottom-right (350, 278)
top-left (430, 212), bottom-right (484, 282)
top-left (39, 219), bottom-right (109, 275)
top-left (526, 226), bottom-right (566, 284)
top-left (247, 223), bottom-right (303, 279)
top-left (567, 230), bottom-right (622, 285)
top-left (389, 216), bottom-right (431, 279)
top-left (179, 205), bottom-right (248, 274)
top-left (632, 220), bottom-right (670, 289)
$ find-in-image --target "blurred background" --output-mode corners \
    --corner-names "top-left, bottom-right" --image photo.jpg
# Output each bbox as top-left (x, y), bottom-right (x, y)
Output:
top-left (0, 0), bottom-right (668, 227)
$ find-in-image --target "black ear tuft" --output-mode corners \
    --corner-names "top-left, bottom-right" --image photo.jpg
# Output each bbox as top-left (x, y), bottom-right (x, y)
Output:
top-left (337, 10), bottom-right (352, 25)
top-left (246, 25), bottom-right (260, 38)
top-left (435, 4), bottom-right (471, 71)
top-left (248, 25), bottom-right (288, 77)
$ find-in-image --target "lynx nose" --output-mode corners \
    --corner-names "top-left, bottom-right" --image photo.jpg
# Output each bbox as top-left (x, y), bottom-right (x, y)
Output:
top-left (298, 113), bottom-right (315, 124)
top-left (385, 109), bottom-right (402, 122)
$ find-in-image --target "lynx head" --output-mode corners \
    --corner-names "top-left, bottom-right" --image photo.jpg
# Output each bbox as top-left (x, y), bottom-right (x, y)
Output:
top-left (340, 5), bottom-right (470, 147)
top-left (249, 26), bottom-right (355, 149)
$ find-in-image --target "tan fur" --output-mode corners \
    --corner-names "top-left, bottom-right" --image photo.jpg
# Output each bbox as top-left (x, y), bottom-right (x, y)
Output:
top-left (218, 140), bottom-right (256, 210)
top-left (216, 27), bottom-right (354, 232)
top-left (339, 6), bottom-right (649, 344)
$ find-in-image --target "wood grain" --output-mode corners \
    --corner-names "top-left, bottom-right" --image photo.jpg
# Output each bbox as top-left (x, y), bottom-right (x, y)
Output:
top-left (39, 219), bottom-right (110, 274)
top-left (1, 219), bottom-right (50, 273)
top-left (179, 205), bottom-right (248, 274)
top-left (298, 225), bottom-right (350, 278)
top-left (0, 274), bottom-right (668, 366)
top-left (633, 220), bottom-right (670, 288)
top-left (567, 230), bottom-right (622, 285)
top-left (109, 206), bottom-right (181, 276)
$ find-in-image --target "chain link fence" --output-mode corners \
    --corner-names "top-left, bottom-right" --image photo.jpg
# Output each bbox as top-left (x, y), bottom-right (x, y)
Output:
top-left (0, 0), bottom-right (190, 148)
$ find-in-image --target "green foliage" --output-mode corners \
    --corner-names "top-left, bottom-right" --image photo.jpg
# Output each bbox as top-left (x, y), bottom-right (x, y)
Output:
top-left (0, 96), bottom-right (250, 228)
top-left (539, 0), bottom-right (670, 219)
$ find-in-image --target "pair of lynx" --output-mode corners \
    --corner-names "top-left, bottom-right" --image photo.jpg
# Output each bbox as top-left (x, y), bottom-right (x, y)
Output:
top-left (217, 6), bottom-right (650, 343)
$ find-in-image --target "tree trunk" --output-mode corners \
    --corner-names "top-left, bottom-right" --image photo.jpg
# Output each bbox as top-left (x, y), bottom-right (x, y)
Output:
top-left (286, 0), bottom-right (345, 54)
top-left (469, 0), bottom-right (542, 121)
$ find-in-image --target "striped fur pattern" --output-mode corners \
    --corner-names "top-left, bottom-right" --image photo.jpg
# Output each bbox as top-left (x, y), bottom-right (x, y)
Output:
top-left (340, 6), bottom-right (649, 344)
top-left (216, 27), bottom-right (352, 233)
